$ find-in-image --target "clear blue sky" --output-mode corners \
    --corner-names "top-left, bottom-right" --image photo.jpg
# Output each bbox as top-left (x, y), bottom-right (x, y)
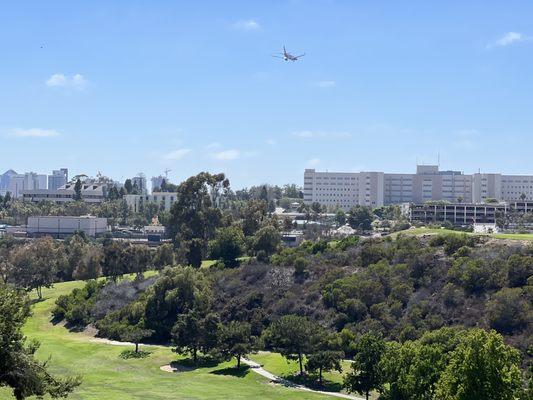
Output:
top-left (1, 1), bottom-right (533, 188)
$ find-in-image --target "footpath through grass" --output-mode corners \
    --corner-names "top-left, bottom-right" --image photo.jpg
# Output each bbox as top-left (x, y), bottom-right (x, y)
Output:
top-left (249, 352), bottom-right (379, 399)
top-left (0, 279), bottom-right (331, 400)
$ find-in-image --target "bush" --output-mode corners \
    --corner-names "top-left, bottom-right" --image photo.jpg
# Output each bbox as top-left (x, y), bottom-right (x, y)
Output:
top-left (119, 350), bottom-right (151, 359)
top-left (293, 257), bottom-right (309, 276)
top-left (53, 280), bottom-right (105, 326)
top-left (487, 288), bottom-right (529, 334)
top-left (335, 236), bottom-right (360, 251)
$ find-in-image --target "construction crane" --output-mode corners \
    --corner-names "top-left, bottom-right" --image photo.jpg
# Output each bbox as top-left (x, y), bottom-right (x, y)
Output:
top-left (164, 169), bottom-right (172, 178)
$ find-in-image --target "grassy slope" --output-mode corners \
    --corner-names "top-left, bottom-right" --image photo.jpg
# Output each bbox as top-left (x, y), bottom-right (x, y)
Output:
top-left (0, 280), bottom-right (329, 400)
top-left (401, 227), bottom-right (533, 241)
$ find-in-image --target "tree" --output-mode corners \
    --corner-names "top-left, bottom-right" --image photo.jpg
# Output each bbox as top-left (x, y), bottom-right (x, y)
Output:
top-left (167, 173), bottom-right (229, 267)
top-left (73, 178), bottom-right (82, 201)
top-left (348, 206), bottom-right (374, 231)
top-left (124, 179), bottom-right (133, 194)
top-left (435, 329), bottom-right (522, 400)
top-left (507, 255), bottom-right (533, 287)
top-left (172, 311), bottom-right (220, 363)
top-left (253, 225), bottom-right (281, 257)
top-left (11, 237), bottom-right (59, 299)
top-left (152, 243), bottom-right (175, 270)
top-left (293, 257), bottom-right (309, 276)
top-left (283, 184), bottom-right (302, 199)
top-left (143, 267), bottom-right (213, 342)
top-left (102, 241), bottom-right (125, 281)
top-left (260, 185), bottom-right (268, 202)
top-left (73, 246), bottom-right (103, 280)
top-left (306, 330), bottom-right (344, 385)
top-left (241, 200), bottom-right (267, 236)
top-left (486, 288), bottom-right (529, 334)
top-left (264, 315), bottom-right (314, 375)
top-left (121, 244), bottom-right (152, 277)
top-left (208, 226), bottom-right (245, 267)
top-left (120, 324), bottom-right (154, 354)
top-left (344, 332), bottom-right (386, 400)
top-left (219, 321), bottom-right (255, 368)
top-left (335, 209), bottom-right (347, 227)
top-left (0, 285), bottom-right (81, 399)
top-left (379, 328), bottom-right (462, 400)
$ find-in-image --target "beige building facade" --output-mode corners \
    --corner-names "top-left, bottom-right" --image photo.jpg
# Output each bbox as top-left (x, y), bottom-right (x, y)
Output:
top-left (304, 165), bottom-right (533, 209)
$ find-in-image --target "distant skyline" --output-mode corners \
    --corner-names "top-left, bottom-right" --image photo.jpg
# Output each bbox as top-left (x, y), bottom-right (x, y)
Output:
top-left (2, 1), bottom-right (533, 189)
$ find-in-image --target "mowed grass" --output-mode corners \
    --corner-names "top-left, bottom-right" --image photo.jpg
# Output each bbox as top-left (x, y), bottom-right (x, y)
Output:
top-left (0, 279), bottom-right (331, 400)
top-left (249, 351), bottom-right (349, 385)
top-left (400, 227), bottom-right (533, 241)
top-left (249, 352), bottom-right (378, 399)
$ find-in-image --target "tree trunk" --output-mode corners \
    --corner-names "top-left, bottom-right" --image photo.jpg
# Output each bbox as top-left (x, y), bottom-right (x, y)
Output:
top-left (135, 342), bottom-right (139, 353)
top-left (193, 348), bottom-right (198, 363)
top-left (319, 366), bottom-right (323, 385)
top-left (237, 355), bottom-right (241, 369)
top-left (366, 391), bottom-right (369, 400)
top-left (298, 352), bottom-right (303, 375)
top-left (37, 285), bottom-right (42, 299)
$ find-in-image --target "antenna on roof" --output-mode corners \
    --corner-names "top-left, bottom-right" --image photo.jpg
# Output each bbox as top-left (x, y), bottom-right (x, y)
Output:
top-left (437, 152), bottom-right (440, 168)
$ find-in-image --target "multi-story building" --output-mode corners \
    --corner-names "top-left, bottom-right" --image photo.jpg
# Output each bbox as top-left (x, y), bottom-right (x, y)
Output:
top-left (124, 192), bottom-right (178, 213)
top-left (408, 201), bottom-right (533, 225)
top-left (1, 170), bottom-right (49, 198)
top-left (0, 169), bottom-right (18, 191)
top-left (303, 169), bottom-right (383, 208)
top-left (151, 176), bottom-right (165, 192)
top-left (304, 165), bottom-right (533, 209)
top-left (131, 175), bottom-right (148, 195)
top-left (48, 168), bottom-right (69, 190)
top-left (21, 182), bottom-right (108, 204)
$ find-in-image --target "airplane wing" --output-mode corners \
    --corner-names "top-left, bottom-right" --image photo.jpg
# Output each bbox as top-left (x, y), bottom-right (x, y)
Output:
top-left (271, 54), bottom-right (284, 58)
top-left (295, 53), bottom-right (306, 59)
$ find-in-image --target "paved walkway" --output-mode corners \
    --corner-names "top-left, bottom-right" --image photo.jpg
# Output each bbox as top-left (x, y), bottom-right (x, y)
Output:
top-left (241, 358), bottom-right (365, 400)
top-left (90, 336), bottom-right (364, 400)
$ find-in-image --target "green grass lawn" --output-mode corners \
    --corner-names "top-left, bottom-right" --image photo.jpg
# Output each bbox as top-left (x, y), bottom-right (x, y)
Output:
top-left (0, 280), bottom-right (332, 400)
top-left (249, 352), bottom-right (378, 399)
top-left (400, 227), bottom-right (533, 241)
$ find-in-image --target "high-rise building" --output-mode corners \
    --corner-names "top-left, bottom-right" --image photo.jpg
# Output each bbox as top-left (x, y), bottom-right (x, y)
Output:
top-left (304, 165), bottom-right (533, 209)
top-left (48, 168), bottom-right (69, 190)
top-left (151, 175), bottom-right (165, 193)
top-left (131, 174), bottom-right (147, 195)
top-left (0, 169), bottom-right (18, 190)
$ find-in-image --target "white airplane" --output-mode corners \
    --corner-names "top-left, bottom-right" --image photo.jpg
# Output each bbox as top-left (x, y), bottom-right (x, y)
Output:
top-left (272, 46), bottom-right (305, 61)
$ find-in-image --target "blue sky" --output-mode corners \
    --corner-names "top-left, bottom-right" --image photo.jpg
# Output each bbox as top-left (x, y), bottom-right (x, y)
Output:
top-left (1, 1), bottom-right (533, 189)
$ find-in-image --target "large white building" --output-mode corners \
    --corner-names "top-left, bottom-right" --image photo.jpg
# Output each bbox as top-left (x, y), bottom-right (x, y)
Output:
top-left (21, 182), bottom-right (108, 204)
top-left (27, 216), bottom-right (108, 237)
top-left (304, 165), bottom-right (533, 209)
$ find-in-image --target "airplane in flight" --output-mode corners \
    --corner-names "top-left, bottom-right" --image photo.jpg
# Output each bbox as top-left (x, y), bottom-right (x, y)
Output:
top-left (272, 46), bottom-right (305, 61)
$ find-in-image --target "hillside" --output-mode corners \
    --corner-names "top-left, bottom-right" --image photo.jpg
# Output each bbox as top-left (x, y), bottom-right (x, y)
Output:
top-left (0, 280), bottom-right (334, 400)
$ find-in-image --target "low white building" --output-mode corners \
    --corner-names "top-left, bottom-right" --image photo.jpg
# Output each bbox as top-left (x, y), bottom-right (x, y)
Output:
top-left (27, 216), bottom-right (108, 237)
top-left (21, 182), bottom-right (108, 204)
top-left (124, 192), bottom-right (178, 213)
